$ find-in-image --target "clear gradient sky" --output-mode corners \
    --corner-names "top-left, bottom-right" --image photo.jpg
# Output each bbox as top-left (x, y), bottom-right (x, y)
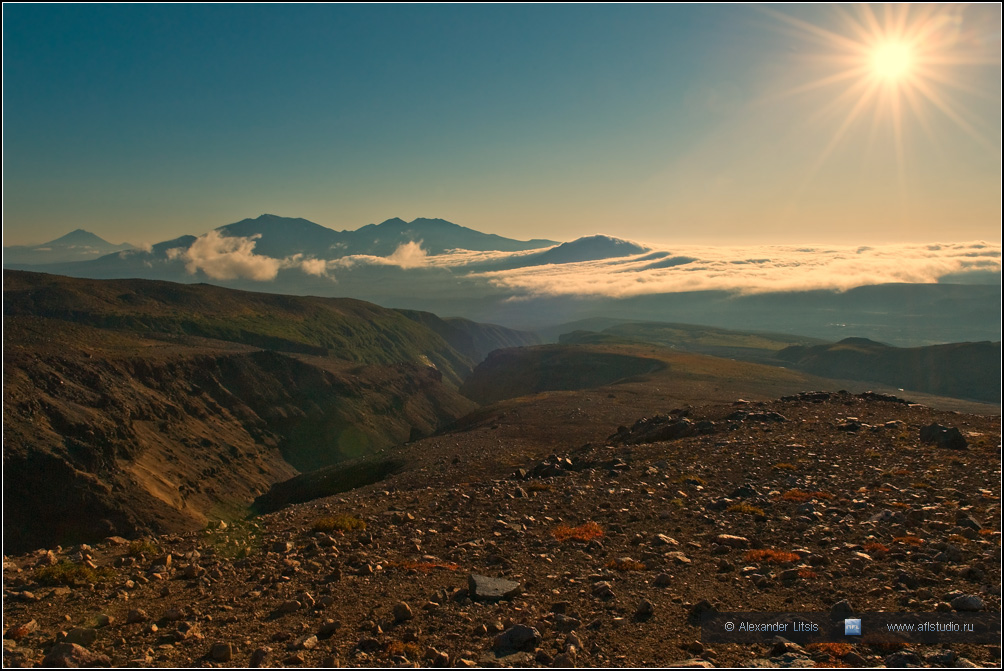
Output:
top-left (3, 4), bottom-right (1001, 246)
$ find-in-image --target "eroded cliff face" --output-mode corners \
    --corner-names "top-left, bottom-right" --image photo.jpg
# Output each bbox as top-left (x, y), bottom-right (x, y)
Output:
top-left (2, 271), bottom-right (496, 553)
top-left (4, 328), bottom-right (476, 553)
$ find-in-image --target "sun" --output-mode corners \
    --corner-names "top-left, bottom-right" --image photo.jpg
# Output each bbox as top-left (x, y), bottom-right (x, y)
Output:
top-left (870, 41), bottom-right (914, 81)
top-left (763, 4), bottom-right (996, 190)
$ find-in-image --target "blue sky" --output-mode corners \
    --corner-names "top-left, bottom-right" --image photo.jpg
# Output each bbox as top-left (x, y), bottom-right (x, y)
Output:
top-left (3, 4), bottom-right (1000, 246)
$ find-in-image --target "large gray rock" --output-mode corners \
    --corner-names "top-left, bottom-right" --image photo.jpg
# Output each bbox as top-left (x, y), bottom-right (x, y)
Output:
top-left (42, 643), bottom-right (111, 668)
top-left (951, 595), bottom-right (985, 612)
top-left (62, 627), bottom-right (98, 647)
top-left (829, 599), bottom-right (855, 621)
top-left (493, 625), bottom-right (540, 652)
top-left (919, 423), bottom-right (967, 450)
top-left (468, 574), bottom-right (521, 601)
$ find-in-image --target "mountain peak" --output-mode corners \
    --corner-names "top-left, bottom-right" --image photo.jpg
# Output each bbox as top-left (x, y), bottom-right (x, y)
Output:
top-left (530, 235), bottom-right (648, 265)
top-left (50, 229), bottom-right (114, 246)
top-left (375, 217), bottom-right (409, 227)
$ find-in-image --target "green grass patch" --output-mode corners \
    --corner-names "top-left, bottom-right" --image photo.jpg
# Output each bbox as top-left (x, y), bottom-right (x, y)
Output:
top-left (126, 540), bottom-right (161, 557)
top-left (35, 561), bottom-right (116, 586)
top-left (728, 502), bottom-right (766, 516)
top-left (203, 520), bottom-right (264, 559)
top-left (312, 514), bottom-right (367, 533)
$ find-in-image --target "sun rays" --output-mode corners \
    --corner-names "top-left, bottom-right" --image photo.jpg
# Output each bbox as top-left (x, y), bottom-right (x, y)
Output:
top-left (763, 4), bottom-right (999, 203)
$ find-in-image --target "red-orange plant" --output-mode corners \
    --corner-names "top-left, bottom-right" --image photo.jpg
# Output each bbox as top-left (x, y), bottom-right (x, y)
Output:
top-left (553, 522), bottom-right (604, 542)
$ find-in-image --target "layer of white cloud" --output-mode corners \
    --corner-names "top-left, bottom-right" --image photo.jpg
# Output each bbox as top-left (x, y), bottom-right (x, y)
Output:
top-left (163, 232), bottom-right (1000, 298)
top-left (330, 241), bottom-right (431, 270)
top-left (461, 241), bottom-right (1002, 298)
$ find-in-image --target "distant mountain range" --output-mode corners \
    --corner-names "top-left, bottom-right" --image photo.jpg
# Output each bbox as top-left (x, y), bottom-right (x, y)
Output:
top-left (4, 215), bottom-right (1000, 348)
top-left (3, 215), bottom-right (560, 272)
top-left (3, 229), bottom-right (134, 265)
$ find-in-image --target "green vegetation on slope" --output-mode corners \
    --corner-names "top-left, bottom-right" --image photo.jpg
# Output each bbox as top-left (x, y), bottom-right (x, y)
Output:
top-left (4, 270), bottom-right (473, 384)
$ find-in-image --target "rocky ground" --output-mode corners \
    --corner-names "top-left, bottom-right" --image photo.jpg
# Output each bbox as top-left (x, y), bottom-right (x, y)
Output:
top-left (3, 391), bottom-right (1001, 668)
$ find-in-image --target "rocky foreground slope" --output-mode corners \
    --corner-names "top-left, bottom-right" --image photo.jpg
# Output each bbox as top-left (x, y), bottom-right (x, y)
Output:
top-left (3, 391), bottom-right (1000, 668)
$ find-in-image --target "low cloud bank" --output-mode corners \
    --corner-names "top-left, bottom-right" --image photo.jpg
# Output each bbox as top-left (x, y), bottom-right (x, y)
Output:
top-left (464, 241), bottom-right (1002, 298)
top-left (165, 231), bottom-right (1000, 297)
top-left (331, 240), bottom-right (430, 270)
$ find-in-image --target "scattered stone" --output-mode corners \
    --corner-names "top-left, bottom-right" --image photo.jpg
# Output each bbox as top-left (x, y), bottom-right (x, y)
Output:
top-left (210, 642), bottom-right (234, 662)
top-left (4, 619), bottom-right (38, 641)
top-left (919, 423), bottom-right (967, 450)
top-left (770, 636), bottom-right (804, 657)
top-left (34, 550), bottom-right (58, 567)
top-left (668, 659), bottom-right (715, 668)
top-left (469, 574), bottom-right (521, 601)
top-left (829, 600), bottom-right (854, 620)
top-left (592, 582), bottom-right (615, 599)
top-left (714, 534), bottom-right (750, 548)
top-left (956, 513), bottom-right (982, 531)
top-left (688, 599), bottom-right (717, 624)
top-left (951, 595), bottom-right (985, 612)
top-left (162, 608), bottom-right (184, 622)
top-left (392, 601), bottom-right (414, 622)
top-left (126, 609), bottom-right (148, 624)
top-left (42, 643), bottom-right (112, 668)
top-left (290, 635), bottom-right (318, 651)
top-left (318, 619), bottom-right (341, 638)
top-left (843, 651), bottom-right (867, 666)
top-left (635, 599), bottom-right (655, 619)
top-left (552, 614), bottom-right (581, 633)
top-left (534, 649), bottom-right (553, 665)
top-left (885, 650), bottom-right (923, 667)
top-left (276, 600), bottom-right (301, 614)
top-left (493, 625), bottom-right (541, 652)
top-left (63, 627), bottom-right (98, 647)
top-left (553, 652), bottom-right (574, 667)
top-left (249, 647), bottom-right (270, 668)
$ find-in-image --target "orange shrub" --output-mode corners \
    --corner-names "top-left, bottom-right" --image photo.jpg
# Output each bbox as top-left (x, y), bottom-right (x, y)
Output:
top-left (553, 522), bottom-right (604, 542)
top-left (863, 542), bottom-right (890, 555)
top-left (808, 642), bottom-right (853, 657)
top-left (385, 641), bottom-right (424, 658)
top-left (743, 549), bottom-right (799, 563)
top-left (893, 536), bottom-right (924, 546)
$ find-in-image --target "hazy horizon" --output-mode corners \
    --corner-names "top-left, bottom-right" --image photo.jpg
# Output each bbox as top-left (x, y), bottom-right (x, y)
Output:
top-left (3, 4), bottom-right (1001, 248)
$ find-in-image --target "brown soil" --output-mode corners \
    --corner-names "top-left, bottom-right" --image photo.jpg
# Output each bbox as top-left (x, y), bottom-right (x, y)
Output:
top-left (4, 390), bottom-right (1000, 668)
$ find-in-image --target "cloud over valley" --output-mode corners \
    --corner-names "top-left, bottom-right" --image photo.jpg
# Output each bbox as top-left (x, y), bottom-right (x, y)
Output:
top-left (156, 230), bottom-right (1002, 300)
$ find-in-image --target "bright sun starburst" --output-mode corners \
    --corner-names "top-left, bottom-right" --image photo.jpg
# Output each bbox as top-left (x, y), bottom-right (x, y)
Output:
top-left (765, 4), bottom-right (997, 192)
top-left (871, 41), bottom-right (913, 80)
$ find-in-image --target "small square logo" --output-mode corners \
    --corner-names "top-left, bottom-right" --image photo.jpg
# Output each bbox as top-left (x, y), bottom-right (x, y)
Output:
top-left (844, 618), bottom-right (862, 636)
